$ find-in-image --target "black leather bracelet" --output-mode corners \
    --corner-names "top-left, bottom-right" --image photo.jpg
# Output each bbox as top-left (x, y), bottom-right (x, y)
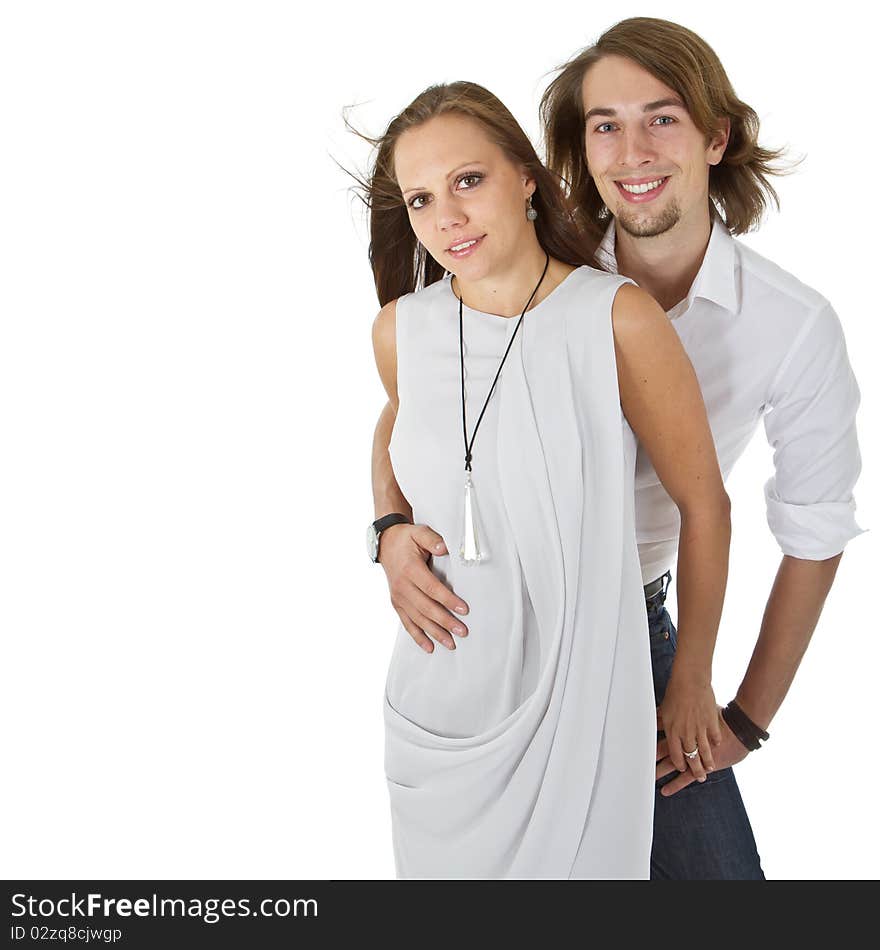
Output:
top-left (728, 699), bottom-right (769, 741)
top-left (722, 704), bottom-right (760, 751)
top-left (728, 700), bottom-right (766, 746)
top-left (722, 700), bottom-right (769, 752)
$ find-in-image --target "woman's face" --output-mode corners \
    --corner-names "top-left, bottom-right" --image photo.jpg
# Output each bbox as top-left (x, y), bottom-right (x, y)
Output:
top-left (393, 113), bottom-right (535, 281)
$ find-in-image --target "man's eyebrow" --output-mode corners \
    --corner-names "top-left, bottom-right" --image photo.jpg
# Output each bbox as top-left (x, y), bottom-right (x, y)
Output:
top-left (643, 97), bottom-right (686, 112)
top-left (401, 162), bottom-right (485, 196)
top-left (583, 97), bottom-right (687, 121)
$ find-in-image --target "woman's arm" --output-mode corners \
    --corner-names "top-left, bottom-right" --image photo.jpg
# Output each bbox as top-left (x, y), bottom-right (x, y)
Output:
top-left (371, 301), bottom-right (470, 654)
top-left (371, 299), bottom-right (400, 412)
top-left (612, 282), bottom-right (731, 778)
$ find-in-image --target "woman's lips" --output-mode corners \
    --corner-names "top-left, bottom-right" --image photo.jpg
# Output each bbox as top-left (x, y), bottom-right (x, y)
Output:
top-left (614, 176), bottom-right (670, 204)
top-left (447, 235), bottom-right (485, 259)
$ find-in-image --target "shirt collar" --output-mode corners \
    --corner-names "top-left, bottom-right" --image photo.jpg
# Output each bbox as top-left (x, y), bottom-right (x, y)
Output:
top-left (596, 209), bottom-right (739, 316)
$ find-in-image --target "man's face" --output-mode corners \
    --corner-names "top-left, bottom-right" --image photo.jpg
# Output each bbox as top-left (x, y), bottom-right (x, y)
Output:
top-left (580, 54), bottom-right (727, 239)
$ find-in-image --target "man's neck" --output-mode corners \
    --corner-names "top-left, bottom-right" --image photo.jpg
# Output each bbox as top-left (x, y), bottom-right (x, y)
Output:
top-left (613, 210), bottom-right (713, 313)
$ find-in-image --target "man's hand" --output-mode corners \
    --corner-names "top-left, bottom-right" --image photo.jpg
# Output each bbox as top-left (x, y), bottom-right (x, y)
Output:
top-left (655, 705), bottom-right (750, 796)
top-left (378, 523), bottom-right (470, 653)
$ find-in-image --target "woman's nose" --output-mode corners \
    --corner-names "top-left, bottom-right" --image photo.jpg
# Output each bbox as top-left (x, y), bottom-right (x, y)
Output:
top-left (435, 194), bottom-right (467, 232)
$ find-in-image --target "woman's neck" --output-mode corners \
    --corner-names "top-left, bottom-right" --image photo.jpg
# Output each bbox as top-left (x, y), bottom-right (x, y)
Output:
top-left (452, 244), bottom-right (574, 318)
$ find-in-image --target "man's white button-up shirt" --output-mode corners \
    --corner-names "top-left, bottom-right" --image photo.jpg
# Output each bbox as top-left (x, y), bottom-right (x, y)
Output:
top-left (598, 213), bottom-right (866, 584)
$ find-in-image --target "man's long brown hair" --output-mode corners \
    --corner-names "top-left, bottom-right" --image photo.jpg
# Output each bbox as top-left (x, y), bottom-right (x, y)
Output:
top-left (540, 17), bottom-right (792, 249)
top-left (346, 82), bottom-right (594, 307)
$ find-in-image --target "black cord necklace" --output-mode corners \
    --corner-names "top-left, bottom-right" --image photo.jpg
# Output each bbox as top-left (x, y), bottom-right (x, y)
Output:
top-left (453, 251), bottom-right (551, 564)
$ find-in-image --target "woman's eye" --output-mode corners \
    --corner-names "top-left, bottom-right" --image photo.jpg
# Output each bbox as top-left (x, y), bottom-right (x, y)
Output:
top-left (408, 173), bottom-right (482, 209)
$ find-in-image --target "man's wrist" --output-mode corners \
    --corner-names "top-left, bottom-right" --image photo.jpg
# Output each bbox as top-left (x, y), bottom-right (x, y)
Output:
top-left (367, 513), bottom-right (411, 563)
top-left (376, 520), bottom-right (410, 563)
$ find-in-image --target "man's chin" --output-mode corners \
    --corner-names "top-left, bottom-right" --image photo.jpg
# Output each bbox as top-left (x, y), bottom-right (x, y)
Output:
top-left (616, 202), bottom-right (682, 239)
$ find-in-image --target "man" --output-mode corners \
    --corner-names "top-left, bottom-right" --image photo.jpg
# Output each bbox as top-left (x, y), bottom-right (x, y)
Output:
top-left (365, 18), bottom-right (864, 879)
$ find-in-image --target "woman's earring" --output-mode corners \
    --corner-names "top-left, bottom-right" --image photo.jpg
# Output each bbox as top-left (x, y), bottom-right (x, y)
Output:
top-left (526, 194), bottom-right (538, 221)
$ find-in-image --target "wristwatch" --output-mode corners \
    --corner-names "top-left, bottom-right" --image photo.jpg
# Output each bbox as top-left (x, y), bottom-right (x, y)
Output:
top-left (367, 513), bottom-right (411, 563)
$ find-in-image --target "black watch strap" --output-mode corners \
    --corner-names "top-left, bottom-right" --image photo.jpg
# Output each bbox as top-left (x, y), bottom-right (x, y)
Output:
top-left (373, 513), bottom-right (411, 535)
top-left (370, 513), bottom-right (411, 563)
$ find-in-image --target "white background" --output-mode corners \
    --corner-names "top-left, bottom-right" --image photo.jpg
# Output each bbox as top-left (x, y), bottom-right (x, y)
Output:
top-left (1, 1), bottom-right (876, 880)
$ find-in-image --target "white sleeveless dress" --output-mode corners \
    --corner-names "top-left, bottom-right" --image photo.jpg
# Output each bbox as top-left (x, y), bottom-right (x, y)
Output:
top-left (385, 265), bottom-right (655, 879)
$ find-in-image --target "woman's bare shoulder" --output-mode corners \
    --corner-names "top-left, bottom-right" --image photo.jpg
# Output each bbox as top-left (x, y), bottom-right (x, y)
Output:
top-left (610, 282), bottom-right (679, 358)
top-left (372, 297), bottom-right (400, 352)
top-left (610, 282), bottom-right (666, 332)
top-left (372, 298), bottom-right (400, 408)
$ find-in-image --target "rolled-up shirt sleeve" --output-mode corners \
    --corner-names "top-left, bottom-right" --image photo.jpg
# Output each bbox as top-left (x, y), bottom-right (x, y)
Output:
top-left (762, 301), bottom-right (866, 559)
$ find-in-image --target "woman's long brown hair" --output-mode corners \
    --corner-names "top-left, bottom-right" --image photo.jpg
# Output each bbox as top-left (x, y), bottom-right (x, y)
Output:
top-left (344, 81), bottom-right (595, 307)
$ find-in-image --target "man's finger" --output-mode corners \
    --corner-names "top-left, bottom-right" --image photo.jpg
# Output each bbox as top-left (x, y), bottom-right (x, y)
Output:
top-left (660, 771), bottom-right (697, 796)
top-left (414, 525), bottom-right (449, 558)
top-left (407, 557), bottom-right (470, 617)
top-left (655, 755), bottom-right (678, 782)
top-left (407, 607), bottom-right (457, 650)
top-left (403, 584), bottom-right (469, 641)
top-left (395, 607), bottom-right (435, 654)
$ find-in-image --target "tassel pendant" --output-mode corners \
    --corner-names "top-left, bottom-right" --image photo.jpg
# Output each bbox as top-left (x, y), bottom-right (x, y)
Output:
top-left (460, 470), bottom-right (488, 564)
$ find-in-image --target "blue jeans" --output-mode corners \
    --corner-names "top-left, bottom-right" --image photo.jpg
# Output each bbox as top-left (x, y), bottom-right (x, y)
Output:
top-left (647, 571), bottom-right (765, 880)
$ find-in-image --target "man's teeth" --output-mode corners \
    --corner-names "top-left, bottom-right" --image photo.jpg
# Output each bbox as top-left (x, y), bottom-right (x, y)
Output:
top-left (620, 178), bottom-right (666, 194)
top-left (450, 239), bottom-right (477, 251)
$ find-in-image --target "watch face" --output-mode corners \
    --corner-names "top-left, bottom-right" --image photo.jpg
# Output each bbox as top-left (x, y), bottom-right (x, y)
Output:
top-left (366, 523), bottom-right (379, 561)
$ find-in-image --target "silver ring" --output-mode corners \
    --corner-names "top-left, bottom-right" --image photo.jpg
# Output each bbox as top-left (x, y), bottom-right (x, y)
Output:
top-left (684, 746), bottom-right (699, 759)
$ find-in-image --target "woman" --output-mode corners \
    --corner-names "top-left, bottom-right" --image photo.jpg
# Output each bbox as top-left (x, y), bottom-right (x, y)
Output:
top-left (361, 82), bottom-right (730, 878)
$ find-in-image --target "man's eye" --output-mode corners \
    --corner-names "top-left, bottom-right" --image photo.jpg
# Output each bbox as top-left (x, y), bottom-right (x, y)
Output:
top-left (654, 116), bottom-right (675, 126)
top-left (596, 123), bottom-right (615, 133)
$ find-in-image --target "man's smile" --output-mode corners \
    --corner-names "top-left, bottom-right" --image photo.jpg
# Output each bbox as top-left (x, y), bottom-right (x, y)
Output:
top-left (614, 175), bottom-right (671, 203)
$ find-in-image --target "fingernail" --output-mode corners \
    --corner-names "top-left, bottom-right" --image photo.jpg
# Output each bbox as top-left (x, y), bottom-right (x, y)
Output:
top-left (453, 625), bottom-right (467, 636)
top-left (435, 542), bottom-right (446, 552)
top-left (445, 640), bottom-right (455, 650)
top-left (420, 642), bottom-right (432, 653)
top-left (454, 604), bottom-right (468, 614)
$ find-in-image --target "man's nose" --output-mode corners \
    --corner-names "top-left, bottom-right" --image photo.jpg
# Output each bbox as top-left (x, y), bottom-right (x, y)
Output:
top-left (617, 126), bottom-right (657, 170)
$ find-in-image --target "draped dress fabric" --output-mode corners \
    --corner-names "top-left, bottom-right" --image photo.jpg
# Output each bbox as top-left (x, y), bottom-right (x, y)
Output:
top-left (384, 265), bottom-right (656, 879)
